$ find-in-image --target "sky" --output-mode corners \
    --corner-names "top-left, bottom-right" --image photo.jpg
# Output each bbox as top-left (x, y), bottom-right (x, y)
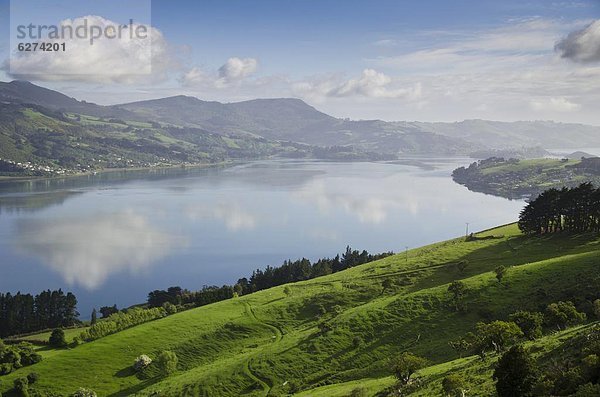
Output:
top-left (0, 0), bottom-right (600, 124)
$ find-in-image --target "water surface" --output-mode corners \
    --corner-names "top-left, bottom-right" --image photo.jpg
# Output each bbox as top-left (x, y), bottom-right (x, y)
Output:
top-left (0, 159), bottom-right (524, 316)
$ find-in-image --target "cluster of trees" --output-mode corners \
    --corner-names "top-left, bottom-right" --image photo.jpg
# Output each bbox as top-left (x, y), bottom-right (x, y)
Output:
top-left (519, 183), bottom-right (600, 234)
top-left (492, 334), bottom-right (600, 397)
top-left (147, 246), bottom-right (393, 309)
top-left (451, 300), bottom-right (587, 359)
top-left (0, 289), bottom-right (79, 338)
top-left (99, 305), bottom-right (119, 318)
top-left (237, 246), bottom-right (392, 294)
top-left (147, 285), bottom-right (235, 309)
top-left (0, 340), bottom-right (42, 376)
top-left (77, 307), bottom-right (167, 343)
top-left (388, 300), bottom-right (591, 396)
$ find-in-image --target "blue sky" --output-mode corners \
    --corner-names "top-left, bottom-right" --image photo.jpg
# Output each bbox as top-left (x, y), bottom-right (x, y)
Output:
top-left (0, 0), bottom-right (599, 123)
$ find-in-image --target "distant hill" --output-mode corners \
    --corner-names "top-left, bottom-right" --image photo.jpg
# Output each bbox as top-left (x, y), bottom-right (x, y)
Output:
top-left (3, 80), bottom-right (600, 163)
top-left (565, 150), bottom-right (597, 159)
top-left (0, 80), bottom-right (135, 119)
top-left (403, 119), bottom-right (600, 150)
top-left (118, 95), bottom-right (478, 154)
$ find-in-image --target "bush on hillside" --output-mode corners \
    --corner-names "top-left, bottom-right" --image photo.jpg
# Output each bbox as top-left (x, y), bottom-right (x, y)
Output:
top-left (493, 345), bottom-right (538, 397)
top-left (509, 311), bottom-right (544, 340)
top-left (156, 350), bottom-right (178, 376)
top-left (0, 342), bottom-right (42, 375)
top-left (162, 302), bottom-right (178, 315)
top-left (442, 374), bottom-right (467, 397)
top-left (71, 388), bottom-right (97, 397)
top-left (544, 301), bottom-right (586, 329)
top-left (448, 281), bottom-right (468, 312)
top-left (79, 307), bottom-right (167, 342)
top-left (13, 377), bottom-right (29, 397)
top-left (391, 352), bottom-right (428, 385)
top-left (26, 372), bottom-right (38, 384)
top-left (133, 354), bottom-right (152, 371)
top-left (49, 329), bottom-right (67, 347)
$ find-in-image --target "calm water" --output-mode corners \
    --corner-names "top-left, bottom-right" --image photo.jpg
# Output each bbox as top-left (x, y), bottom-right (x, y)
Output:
top-left (0, 159), bottom-right (524, 317)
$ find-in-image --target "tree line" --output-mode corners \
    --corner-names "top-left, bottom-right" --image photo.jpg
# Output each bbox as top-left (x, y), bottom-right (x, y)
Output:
top-left (519, 183), bottom-right (600, 234)
top-left (147, 246), bottom-right (393, 308)
top-left (0, 289), bottom-right (79, 338)
top-left (78, 307), bottom-right (167, 343)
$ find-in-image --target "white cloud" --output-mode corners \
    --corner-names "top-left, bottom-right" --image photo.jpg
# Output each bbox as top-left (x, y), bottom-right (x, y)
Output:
top-left (373, 39), bottom-right (397, 47)
top-left (180, 66), bottom-right (210, 86)
top-left (530, 96), bottom-right (582, 112)
top-left (15, 211), bottom-right (184, 290)
top-left (5, 15), bottom-right (174, 84)
top-left (180, 57), bottom-right (259, 89)
top-left (293, 69), bottom-right (422, 100)
top-left (218, 57), bottom-right (258, 83)
top-left (556, 19), bottom-right (600, 63)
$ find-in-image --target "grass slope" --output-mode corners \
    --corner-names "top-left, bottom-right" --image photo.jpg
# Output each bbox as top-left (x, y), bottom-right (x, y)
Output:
top-left (2, 224), bottom-right (600, 396)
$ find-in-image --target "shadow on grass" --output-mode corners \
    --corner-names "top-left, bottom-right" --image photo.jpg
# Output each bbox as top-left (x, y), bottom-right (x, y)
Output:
top-left (114, 366), bottom-right (136, 378)
top-left (107, 378), bottom-right (160, 397)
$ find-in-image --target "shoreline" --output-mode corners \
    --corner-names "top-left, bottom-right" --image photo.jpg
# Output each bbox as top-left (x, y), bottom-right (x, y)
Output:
top-left (0, 160), bottom-right (241, 184)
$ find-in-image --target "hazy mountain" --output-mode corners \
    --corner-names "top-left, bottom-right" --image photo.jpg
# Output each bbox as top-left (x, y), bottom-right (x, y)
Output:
top-left (117, 96), bottom-right (336, 139)
top-left (3, 81), bottom-right (600, 156)
top-left (0, 80), bottom-right (135, 119)
top-left (400, 119), bottom-right (600, 150)
top-left (118, 95), bottom-right (477, 154)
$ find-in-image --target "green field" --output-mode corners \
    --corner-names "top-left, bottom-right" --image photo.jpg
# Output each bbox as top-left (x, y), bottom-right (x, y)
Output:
top-left (2, 223), bottom-right (600, 396)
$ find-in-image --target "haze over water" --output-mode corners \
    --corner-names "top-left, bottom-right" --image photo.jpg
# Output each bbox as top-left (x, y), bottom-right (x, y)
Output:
top-left (0, 159), bottom-right (524, 316)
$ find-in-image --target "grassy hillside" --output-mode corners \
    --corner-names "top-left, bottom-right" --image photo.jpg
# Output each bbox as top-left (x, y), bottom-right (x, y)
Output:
top-left (0, 103), bottom-right (398, 178)
top-left (2, 223), bottom-right (600, 396)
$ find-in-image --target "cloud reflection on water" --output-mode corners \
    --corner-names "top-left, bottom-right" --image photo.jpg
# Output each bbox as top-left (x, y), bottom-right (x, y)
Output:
top-left (15, 211), bottom-right (184, 290)
top-left (186, 202), bottom-right (258, 231)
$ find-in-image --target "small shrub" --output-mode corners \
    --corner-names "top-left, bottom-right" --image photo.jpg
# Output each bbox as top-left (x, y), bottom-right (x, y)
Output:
top-left (133, 354), bottom-right (153, 371)
top-left (318, 321), bottom-right (332, 334)
top-left (442, 374), bottom-right (466, 397)
top-left (544, 301), bottom-right (586, 329)
top-left (392, 352), bottom-right (428, 385)
top-left (331, 305), bottom-right (343, 316)
top-left (509, 311), bottom-right (544, 340)
top-left (156, 350), bottom-right (178, 376)
top-left (162, 302), bottom-right (178, 315)
top-left (0, 363), bottom-right (12, 375)
top-left (493, 345), bottom-right (538, 397)
top-left (494, 265), bottom-right (508, 282)
top-left (13, 377), bottom-right (29, 397)
top-left (70, 336), bottom-right (82, 347)
top-left (448, 281), bottom-right (468, 312)
top-left (71, 388), bottom-right (98, 397)
top-left (49, 329), bottom-right (67, 347)
top-left (26, 372), bottom-right (39, 384)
